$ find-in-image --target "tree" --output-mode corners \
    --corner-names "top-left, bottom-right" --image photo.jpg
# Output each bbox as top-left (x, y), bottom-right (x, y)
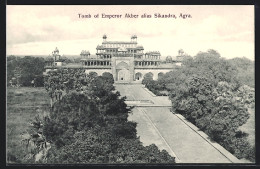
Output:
top-left (166, 56), bottom-right (173, 63)
top-left (46, 127), bottom-right (175, 164)
top-left (7, 56), bottom-right (45, 87)
top-left (102, 72), bottom-right (114, 84)
top-left (178, 49), bottom-right (184, 56)
top-left (44, 69), bottom-right (88, 107)
top-left (42, 73), bottom-right (175, 164)
top-left (228, 57), bottom-right (254, 88)
top-left (142, 72), bottom-right (153, 85)
top-left (151, 49), bottom-right (254, 161)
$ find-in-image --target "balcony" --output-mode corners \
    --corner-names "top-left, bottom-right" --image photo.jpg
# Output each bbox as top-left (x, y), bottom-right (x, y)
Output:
top-left (81, 58), bottom-right (111, 61)
top-left (111, 53), bottom-right (134, 57)
top-left (134, 58), bottom-right (161, 61)
top-left (83, 65), bottom-right (111, 69)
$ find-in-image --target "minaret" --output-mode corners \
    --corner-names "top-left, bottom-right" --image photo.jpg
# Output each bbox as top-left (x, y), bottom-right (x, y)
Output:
top-left (53, 47), bottom-right (60, 61)
top-left (131, 35), bottom-right (137, 42)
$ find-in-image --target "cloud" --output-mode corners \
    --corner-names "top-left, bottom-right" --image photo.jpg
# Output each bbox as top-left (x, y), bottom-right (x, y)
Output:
top-left (6, 5), bottom-right (254, 60)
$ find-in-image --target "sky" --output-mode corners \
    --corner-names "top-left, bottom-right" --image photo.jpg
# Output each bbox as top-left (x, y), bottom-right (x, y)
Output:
top-left (6, 5), bottom-right (254, 60)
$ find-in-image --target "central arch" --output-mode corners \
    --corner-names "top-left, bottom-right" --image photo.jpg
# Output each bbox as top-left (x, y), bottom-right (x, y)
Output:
top-left (117, 68), bottom-right (130, 81)
top-left (116, 61), bottom-right (129, 69)
top-left (135, 72), bottom-right (143, 81)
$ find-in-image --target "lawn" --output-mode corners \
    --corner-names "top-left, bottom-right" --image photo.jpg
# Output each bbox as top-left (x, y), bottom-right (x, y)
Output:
top-left (7, 87), bottom-right (49, 163)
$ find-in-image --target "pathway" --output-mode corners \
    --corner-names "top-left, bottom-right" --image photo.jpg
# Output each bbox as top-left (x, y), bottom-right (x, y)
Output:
top-left (115, 84), bottom-right (241, 163)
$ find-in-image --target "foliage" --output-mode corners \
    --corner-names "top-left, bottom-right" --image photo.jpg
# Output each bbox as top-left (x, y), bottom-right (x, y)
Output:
top-left (142, 79), bottom-right (167, 96)
top-left (43, 69), bottom-right (89, 107)
top-left (144, 49), bottom-right (254, 162)
top-left (42, 72), bottom-right (175, 163)
top-left (6, 87), bottom-right (50, 164)
top-left (7, 56), bottom-right (45, 87)
top-left (46, 127), bottom-right (174, 164)
top-left (62, 56), bottom-right (73, 64)
top-left (228, 57), bottom-right (254, 88)
top-left (236, 85), bottom-right (255, 108)
top-left (142, 73), bottom-right (167, 96)
top-left (181, 50), bottom-right (239, 86)
top-left (166, 56), bottom-right (173, 63)
top-left (72, 57), bottom-right (82, 63)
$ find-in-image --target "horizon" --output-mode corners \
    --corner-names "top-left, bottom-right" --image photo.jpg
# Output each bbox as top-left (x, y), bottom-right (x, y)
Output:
top-left (6, 52), bottom-right (254, 62)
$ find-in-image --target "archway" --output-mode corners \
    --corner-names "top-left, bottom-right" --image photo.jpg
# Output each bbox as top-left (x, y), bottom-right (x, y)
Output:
top-left (116, 61), bottom-right (129, 69)
top-left (117, 68), bottom-right (130, 81)
top-left (88, 71), bottom-right (98, 77)
top-left (144, 72), bottom-right (154, 80)
top-left (102, 72), bottom-right (112, 76)
top-left (135, 72), bottom-right (142, 81)
top-left (158, 72), bottom-right (164, 79)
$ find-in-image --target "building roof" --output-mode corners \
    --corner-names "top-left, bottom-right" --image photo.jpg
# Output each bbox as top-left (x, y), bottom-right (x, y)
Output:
top-left (136, 45), bottom-right (144, 50)
top-left (102, 41), bottom-right (137, 44)
top-left (145, 51), bottom-right (161, 55)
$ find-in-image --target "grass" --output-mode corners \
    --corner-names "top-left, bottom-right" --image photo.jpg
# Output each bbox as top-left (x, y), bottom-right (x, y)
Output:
top-left (7, 87), bottom-right (50, 163)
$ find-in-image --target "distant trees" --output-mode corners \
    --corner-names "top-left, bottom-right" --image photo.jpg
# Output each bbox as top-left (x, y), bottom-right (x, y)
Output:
top-left (166, 56), bottom-right (173, 63)
top-left (228, 57), bottom-right (254, 88)
top-left (61, 56), bottom-right (73, 64)
top-left (7, 56), bottom-right (45, 87)
top-left (178, 49), bottom-right (184, 56)
top-left (73, 57), bottom-right (82, 63)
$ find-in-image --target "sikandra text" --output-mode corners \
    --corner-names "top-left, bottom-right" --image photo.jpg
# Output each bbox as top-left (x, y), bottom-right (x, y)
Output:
top-left (78, 13), bottom-right (192, 19)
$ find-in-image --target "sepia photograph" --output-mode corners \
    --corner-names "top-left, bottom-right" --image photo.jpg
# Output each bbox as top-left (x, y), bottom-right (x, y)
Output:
top-left (6, 5), bottom-right (255, 164)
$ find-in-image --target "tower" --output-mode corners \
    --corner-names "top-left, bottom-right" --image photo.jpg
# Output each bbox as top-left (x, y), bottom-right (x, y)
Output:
top-left (131, 35), bottom-right (137, 42)
top-left (103, 34), bottom-right (107, 42)
top-left (52, 47), bottom-right (60, 61)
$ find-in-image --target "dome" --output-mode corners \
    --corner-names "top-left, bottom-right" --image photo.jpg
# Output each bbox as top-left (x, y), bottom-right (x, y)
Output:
top-left (131, 35), bottom-right (137, 39)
